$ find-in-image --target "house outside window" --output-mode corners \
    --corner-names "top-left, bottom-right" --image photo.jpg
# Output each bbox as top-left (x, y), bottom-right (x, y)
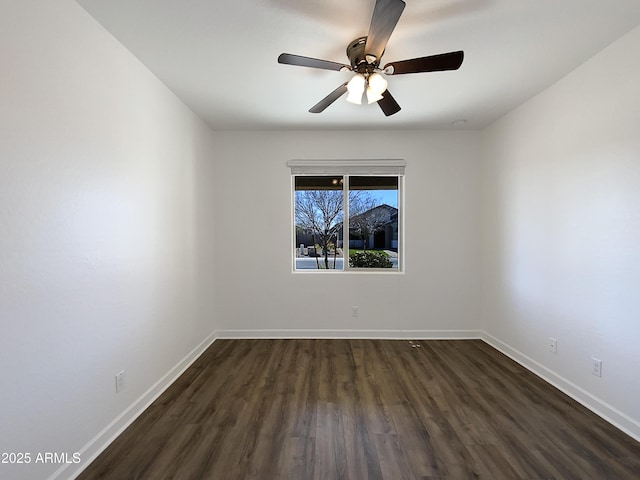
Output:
top-left (288, 160), bottom-right (405, 272)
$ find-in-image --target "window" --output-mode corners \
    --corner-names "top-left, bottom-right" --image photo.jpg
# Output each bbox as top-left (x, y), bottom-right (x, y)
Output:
top-left (289, 160), bottom-right (405, 272)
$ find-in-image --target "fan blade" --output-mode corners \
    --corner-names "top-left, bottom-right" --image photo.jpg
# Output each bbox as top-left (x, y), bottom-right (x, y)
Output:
top-left (309, 83), bottom-right (348, 113)
top-left (278, 53), bottom-right (350, 72)
top-left (364, 0), bottom-right (406, 63)
top-left (377, 89), bottom-right (401, 116)
top-left (384, 51), bottom-right (464, 75)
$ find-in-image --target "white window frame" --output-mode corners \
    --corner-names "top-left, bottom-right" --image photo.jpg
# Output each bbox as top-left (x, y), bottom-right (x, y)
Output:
top-left (289, 159), bottom-right (406, 273)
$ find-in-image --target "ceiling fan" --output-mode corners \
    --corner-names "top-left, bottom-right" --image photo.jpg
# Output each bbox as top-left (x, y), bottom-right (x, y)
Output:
top-left (278, 0), bottom-right (464, 116)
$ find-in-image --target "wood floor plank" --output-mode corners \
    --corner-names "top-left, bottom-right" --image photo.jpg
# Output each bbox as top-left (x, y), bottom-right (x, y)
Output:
top-left (78, 339), bottom-right (640, 480)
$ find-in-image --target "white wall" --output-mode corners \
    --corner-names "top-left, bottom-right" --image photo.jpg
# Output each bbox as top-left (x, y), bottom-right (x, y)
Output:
top-left (0, 1), bottom-right (217, 479)
top-left (212, 130), bottom-right (482, 337)
top-left (481, 25), bottom-right (640, 439)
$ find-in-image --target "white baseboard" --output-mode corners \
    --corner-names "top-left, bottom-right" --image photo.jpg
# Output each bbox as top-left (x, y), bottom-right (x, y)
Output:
top-left (54, 330), bottom-right (218, 480)
top-left (216, 329), bottom-right (483, 339)
top-left (480, 331), bottom-right (640, 443)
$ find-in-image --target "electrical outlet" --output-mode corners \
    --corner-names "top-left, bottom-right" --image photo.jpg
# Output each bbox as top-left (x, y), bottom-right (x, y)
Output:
top-left (351, 306), bottom-right (359, 317)
top-left (115, 370), bottom-right (126, 393)
top-left (548, 337), bottom-right (557, 354)
top-left (591, 358), bottom-right (602, 377)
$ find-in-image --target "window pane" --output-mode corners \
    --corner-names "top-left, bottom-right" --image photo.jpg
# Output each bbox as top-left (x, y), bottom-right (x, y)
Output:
top-left (348, 176), bottom-right (399, 269)
top-left (294, 176), bottom-right (344, 270)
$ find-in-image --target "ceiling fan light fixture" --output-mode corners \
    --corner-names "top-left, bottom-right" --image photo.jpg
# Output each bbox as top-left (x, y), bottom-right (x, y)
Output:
top-left (346, 73), bottom-right (366, 104)
top-left (366, 87), bottom-right (384, 104)
top-left (278, 0), bottom-right (463, 116)
top-left (368, 72), bottom-right (387, 95)
top-left (346, 90), bottom-right (364, 104)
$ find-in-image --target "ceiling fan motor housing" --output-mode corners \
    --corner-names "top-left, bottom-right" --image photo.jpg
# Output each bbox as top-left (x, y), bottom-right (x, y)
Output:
top-left (347, 36), bottom-right (380, 73)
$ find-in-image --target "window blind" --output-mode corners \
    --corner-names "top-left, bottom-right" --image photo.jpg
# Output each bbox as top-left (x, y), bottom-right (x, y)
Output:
top-left (287, 159), bottom-right (406, 176)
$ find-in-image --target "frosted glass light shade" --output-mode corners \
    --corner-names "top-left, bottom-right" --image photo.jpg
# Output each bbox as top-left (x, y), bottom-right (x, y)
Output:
top-left (368, 73), bottom-right (387, 95)
top-left (366, 87), bottom-right (384, 104)
top-left (346, 73), bottom-right (366, 104)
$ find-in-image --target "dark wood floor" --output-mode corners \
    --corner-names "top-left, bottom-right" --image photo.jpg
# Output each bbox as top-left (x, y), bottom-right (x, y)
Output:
top-left (78, 339), bottom-right (640, 479)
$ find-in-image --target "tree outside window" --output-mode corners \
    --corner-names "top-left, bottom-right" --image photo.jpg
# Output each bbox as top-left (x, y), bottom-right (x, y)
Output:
top-left (294, 175), bottom-right (400, 271)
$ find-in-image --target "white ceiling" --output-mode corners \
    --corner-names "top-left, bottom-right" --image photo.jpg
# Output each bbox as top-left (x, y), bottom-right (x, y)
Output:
top-left (76, 0), bottom-right (640, 131)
